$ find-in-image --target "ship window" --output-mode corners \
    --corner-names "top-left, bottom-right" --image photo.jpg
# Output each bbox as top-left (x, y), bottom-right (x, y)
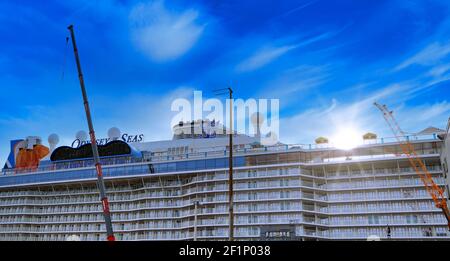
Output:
top-left (206, 159), bottom-right (215, 168)
top-left (158, 163), bottom-right (168, 172)
top-left (167, 163), bottom-right (176, 172)
top-left (247, 181), bottom-right (254, 188)
top-left (368, 215), bottom-right (379, 224)
top-left (406, 215), bottom-right (418, 224)
top-left (215, 158), bottom-right (226, 168)
top-left (195, 160), bottom-right (205, 169)
top-left (186, 161), bottom-right (195, 170)
top-left (176, 161), bottom-right (187, 171)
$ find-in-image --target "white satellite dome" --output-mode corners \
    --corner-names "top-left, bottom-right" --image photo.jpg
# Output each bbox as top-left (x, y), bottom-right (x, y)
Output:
top-left (266, 131), bottom-right (278, 140)
top-left (251, 112), bottom-right (264, 137)
top-left (48, 133), bottom-right (59, 145)
top-left (250, 112), bottom-right (264, 125)
top-left (108, 127), bottom-right (121, 140)
top-left (76, 130), bottom-right (88, 141)
top-left (261, 131), bottom-right (278, 146)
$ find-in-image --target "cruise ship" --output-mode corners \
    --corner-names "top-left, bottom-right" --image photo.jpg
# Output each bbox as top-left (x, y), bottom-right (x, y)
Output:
top-left (1, 119), bottom-right (449, 241)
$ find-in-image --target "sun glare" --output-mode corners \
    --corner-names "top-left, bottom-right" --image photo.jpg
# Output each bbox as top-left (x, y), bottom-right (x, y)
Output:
top-left (331, 126), bottom-right (362, 150)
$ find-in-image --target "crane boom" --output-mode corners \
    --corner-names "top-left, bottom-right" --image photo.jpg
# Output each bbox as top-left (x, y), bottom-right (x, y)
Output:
top-left (68, 25), bottom-right (115, 241)
top-left (374, 102), bottom-right (450, 229)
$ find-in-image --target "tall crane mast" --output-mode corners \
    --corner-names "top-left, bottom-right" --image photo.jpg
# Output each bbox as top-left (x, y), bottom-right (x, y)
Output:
top-left (68, 25), bottom-right (115, 241)
top-left (374, 102), bottom-right (450, 229)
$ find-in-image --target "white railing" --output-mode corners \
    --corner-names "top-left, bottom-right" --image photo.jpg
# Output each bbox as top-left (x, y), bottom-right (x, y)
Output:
top-left (1, 134), bottom-right (440, 177)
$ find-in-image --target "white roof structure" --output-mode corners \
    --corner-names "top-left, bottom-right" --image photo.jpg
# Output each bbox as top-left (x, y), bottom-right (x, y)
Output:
top-left (416, 126), bottom-right (446, 135)
top-left (132, 134), bottom-right (260, 154)
top-left (130, 119), bottom-right (264, 154)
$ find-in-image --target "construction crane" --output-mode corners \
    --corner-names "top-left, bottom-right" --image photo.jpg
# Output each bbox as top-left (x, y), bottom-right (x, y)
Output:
top-left (374, 102), bottom-right (450, 229)
top-left (67, 25), bottom-right (115, 241)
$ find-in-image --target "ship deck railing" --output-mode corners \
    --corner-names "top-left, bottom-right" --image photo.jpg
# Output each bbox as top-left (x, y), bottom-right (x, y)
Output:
top-left (0, 134), bottom-right (440, 178)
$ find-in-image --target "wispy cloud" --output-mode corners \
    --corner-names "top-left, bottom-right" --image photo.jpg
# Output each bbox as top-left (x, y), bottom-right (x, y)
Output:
top-left (395, 41), bottom-right (450, 71)
top-left (260, 64), bottom-right (331, 105)
top-left (236, 32), bottom-right (335, 72)
top-left (129, 0), bottom-right (205, 62)
top-left (395, 101), bottom-right (450, 131)
top-left (428, 63), bottom-right (450, 77)
top-left (280, 0), bottom-right (319, 18)
top-left (279, 99), bottom-right (370, 145)
top-left (236, 44), bottom-right (298, 72)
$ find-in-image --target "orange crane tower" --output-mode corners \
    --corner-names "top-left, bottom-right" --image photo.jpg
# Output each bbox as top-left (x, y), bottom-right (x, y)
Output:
top-left (374, 102), bottom-right (450, 229)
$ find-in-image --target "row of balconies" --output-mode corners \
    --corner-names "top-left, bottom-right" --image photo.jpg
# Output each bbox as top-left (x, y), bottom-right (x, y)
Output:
top-left (329, 201), bottom-right (436, 213)
top-left (0, 229), bottom-right (263, 240)
top-left (1, 215), bottom-right (448, 230)
top-left (0, 178), bottom-right (442, 206)
top-left (0, 197), bottom-right (308, 215)
top-left (0, 202), bottom-right (442, 226)
top-left (326, 165), bottom-right (441, 178)
top-left (0, 189), bottom-right (439, 211)
top-left (4, 196), bottom-right (437, 216)
top-left (328, 226), bottom-right (449, 238)
top-left (0, 218), bottom-right (448, 240)
top-left (0, 161), bottom-right (443, 197)
top-left (0, 188), bottom-right (438, 214)
top-left (1, 231), bottom-right (448, 241)
top-left (3, 224), bottom-right (448, 240)
top-left (328, 188), bottom-right (430, 201)
top-left (327, 177), bottom-right (446, 188)
top-left (0, 182), bottom-right (441, 208)
top-left (0, 215), bottom-right (104, 223)
top-left (102, 169), bottom-right (442, 191)
top-left (2, 206), bottom-right (440, 217)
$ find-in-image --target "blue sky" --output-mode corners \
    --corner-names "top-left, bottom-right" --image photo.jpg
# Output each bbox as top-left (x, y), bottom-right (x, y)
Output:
top-left (1, 0), bottom-right (450, 162)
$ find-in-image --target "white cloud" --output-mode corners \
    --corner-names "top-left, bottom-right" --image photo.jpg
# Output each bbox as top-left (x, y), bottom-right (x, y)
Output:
top-left (280, 98), bottom-right (376, 145)
top-left (103, 87), bottom-right (194, 142)
top-left (259, 64), bottom-right (331, 106)
top-left (394, 101), bottom-right (450, 132)
top-left (236, 44), bottom-right (298, 72)
top-left (129, 1), bottom-right (205, 62)
top-left (278, 0), bottom-right (318, 18)
top-left (395, 42), bottom-right (450, 71)
top-left (428, 63), bottom-right (450, 77)
top-left (278, 84), bottom-right (450, 145)
top-left (236, 32), bottom-right (335, 73)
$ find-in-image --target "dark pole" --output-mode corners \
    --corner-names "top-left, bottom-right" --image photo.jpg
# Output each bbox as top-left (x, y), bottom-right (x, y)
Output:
top-left (228, 87), bottom-right (234, 241)
top-left (67, 25), bottom-right (115, 241)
